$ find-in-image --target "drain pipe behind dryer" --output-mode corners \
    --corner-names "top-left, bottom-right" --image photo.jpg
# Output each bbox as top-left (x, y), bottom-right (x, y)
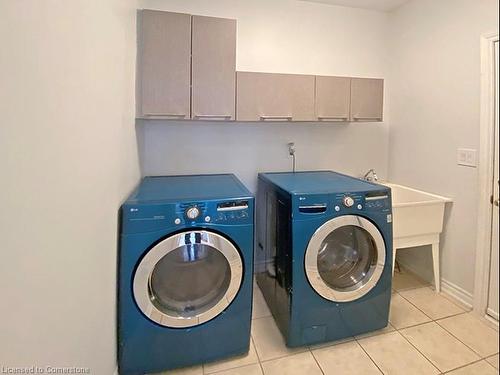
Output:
top-left (288, 142), bottom-right (296, 173)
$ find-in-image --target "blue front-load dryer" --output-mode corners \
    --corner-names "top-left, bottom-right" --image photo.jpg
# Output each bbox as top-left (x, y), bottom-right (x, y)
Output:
top-left (119, 174), bottom-right (254, 375)
top-left (256, 171), bottom-right (392, 347)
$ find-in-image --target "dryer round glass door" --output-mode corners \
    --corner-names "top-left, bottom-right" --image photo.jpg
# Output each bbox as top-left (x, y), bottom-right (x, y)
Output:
top-left (133, 230), bottom-right (243, 328)
top-left (304, 215), bottom-right (386, 302)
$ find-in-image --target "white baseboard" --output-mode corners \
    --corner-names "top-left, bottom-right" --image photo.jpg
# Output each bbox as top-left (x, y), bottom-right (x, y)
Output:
top-left (441, 279), bottom-right (473, 309)
top-left (487, 307), bottom-right (499, 321)
top-left (114, 366), bottom-right (119, 375)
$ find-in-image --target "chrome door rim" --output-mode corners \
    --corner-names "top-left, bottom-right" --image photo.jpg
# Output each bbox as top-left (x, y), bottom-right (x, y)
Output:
top-left (133, 230), bottom-right (243, 328)
top-left (304, 215), bottom-right (386, 302)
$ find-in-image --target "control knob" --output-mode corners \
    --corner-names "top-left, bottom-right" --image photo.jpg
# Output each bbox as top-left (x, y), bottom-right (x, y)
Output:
top-left (343, 196), bottom-right (355, 208)
top-left (186, 206), bottom-right (200, 220)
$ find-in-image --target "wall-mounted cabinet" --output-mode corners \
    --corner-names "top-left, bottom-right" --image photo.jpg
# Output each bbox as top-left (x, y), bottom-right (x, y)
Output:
top-left (236, 72), bottom-right (315, 121)
top-left (137, 9), bottom-right (384, 123)
top-left (137, 10), bottom-right (236, 120)
top-left (138, 10), bottom-right (191, 119)
top-left (191, 16), bottom-right (236, 120)
top-left (315, 76), bottom-right (351, 122)
top-left (350, 78), bottom-right (384, 122)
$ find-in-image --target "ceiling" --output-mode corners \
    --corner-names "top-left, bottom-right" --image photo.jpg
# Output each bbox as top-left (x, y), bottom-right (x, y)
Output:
top-left (299, 0), bottom-right (410, 12)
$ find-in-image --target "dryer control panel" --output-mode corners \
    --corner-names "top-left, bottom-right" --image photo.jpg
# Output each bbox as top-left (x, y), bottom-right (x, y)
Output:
top-left (174, 200), bottom-right (252, 226)
top-left (122, 198), bottom-right (253, 234)
top-left (215, 200), bottom-right (250, 222)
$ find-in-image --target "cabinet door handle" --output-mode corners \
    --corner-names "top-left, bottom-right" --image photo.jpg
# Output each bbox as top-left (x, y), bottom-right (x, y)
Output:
top-left (317, 116), bottom-right (349, 121)
top-left (142, 113), bottom-right (186, 119)
top-left (260, 115), bottom-right (293, 121)
top-left (352, 116), bottom-right (382, 121)
top-left (194, 115), bottom-right (232, 120)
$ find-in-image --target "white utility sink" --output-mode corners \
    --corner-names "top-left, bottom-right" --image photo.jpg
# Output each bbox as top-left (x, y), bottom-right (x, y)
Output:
top-left (382, 182), bottom-right (452, 292)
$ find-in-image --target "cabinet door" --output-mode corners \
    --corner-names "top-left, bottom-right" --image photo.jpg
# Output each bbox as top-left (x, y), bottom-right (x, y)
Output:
top-left (236, 72), bottom-right (315, 121)
top-left (315, 76), bottom-right (351, 121)
top-left (350, 78), bottom-right (384, 122)
top-left (192, 16), bottom-right (236, 121)
top-left (138, 10), bottom-right (191, 118)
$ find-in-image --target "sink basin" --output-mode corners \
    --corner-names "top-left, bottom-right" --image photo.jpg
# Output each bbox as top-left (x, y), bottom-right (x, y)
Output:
top-left (383, 182), bottom-right (452, 239)
top-left (381, 182), bottom-right (452, 292)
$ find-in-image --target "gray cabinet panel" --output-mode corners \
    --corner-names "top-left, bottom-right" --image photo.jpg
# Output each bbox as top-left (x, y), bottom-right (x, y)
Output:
top-left (192, 16), bottom-right (236, 120)
top-left (315, 76), bottom-right (351, 121)
top-left (236, 72), bottom-right (315, 121)
top-left (138, 10), bottom-right (191, 118)
top-left (350, 78), bottom-right (384, 122)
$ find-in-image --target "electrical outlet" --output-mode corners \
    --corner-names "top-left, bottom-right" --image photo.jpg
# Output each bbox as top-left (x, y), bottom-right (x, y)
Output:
top-left (457, 148), bottom-right (477, 167)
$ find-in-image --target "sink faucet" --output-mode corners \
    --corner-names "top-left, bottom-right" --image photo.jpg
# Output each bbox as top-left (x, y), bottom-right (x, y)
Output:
top-left (363, 169), bottom-right (378, 182)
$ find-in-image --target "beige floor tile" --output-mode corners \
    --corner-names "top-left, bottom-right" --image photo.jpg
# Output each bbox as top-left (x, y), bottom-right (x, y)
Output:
top-left (156, 365), bottom-right (203, 374)
top-left (400, 287), bottom-right (465, 320)
top-left (389, 293), bottom-right (432, 329)
top-left (446, 360), bottom-right (499, 375)
top-left (354, 322), bottom-right (396, 339)
top-left (308, 336), bottom-right (354, 350)
top-left (204, 339), bottom-right (259, 374)
top-left (312, 340), bottom-right (381, 374)
top-left (210, 364), bottom-right (263, 375)
top-left (358, 331), bottom-right (439, 375)
top-left (252, 287), bottom-right (271, 320)
top-left (393, 269), bottom-right (429, 291)
top-left (487, 354), bottom-right (500, 369)
top-left (400, 322), bottom-right (480, 372)
top-left (261, 352), bottom-right (322, 375)
top-left (251, 316), bottom-right (305, 361)
top-left (438, 313), bottom-right (500, 358)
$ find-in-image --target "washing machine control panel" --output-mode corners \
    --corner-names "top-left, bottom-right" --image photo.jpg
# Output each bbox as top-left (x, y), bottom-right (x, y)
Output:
top-left (364, 192), bottom-right (391, 211)
top-left (332, 194), bottom-right (363, 211)
top-left (185, 206), bottom-right (201, 219)
top-left (331, 192), bottom-right (390, 213)
top-left (295, 191), bottom-right (390, 216)
top-left (343, 196), bottom-right (355, 207)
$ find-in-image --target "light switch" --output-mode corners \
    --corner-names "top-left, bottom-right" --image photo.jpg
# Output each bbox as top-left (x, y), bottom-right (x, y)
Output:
top-left (457, 148), bottom-right (477, 167)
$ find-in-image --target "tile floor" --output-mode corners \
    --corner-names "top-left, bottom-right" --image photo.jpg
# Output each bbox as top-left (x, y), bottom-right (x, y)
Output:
top-left (156, 271), bottom-right (499, 375)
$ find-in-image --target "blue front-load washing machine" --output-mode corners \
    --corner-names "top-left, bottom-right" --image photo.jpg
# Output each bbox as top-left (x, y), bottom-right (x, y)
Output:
top-left (256, 171), bottom-right (392, 347)
top-left (119, 174), bottom-right (254, 375)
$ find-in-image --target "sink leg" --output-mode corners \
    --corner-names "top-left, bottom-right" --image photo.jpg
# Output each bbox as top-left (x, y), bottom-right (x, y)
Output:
top-left (392, 247), bottom-right (397, 276)
top-left (432, 243), bottom-right (440, 293)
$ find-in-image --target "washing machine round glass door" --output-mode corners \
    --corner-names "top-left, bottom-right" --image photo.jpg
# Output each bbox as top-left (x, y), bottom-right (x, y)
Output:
top-left (133, 230), bottom-right (243, 328)
top-left (304, 215), bottom-right (386, 302)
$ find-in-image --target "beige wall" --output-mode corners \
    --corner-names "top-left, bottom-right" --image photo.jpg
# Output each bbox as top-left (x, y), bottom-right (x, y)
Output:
top-left (388, 0), bottom-right (499, 297)
top-left (0, 1), bottom-right (140, 373)
top-left (138, 0), bottom-right (391, 191)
